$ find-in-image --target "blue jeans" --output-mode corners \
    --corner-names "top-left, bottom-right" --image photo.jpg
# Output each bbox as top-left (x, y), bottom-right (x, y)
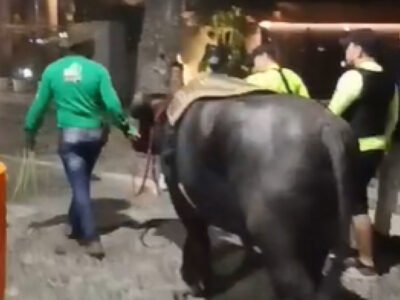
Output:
top-left (58, 129), bottom-right (104, 242)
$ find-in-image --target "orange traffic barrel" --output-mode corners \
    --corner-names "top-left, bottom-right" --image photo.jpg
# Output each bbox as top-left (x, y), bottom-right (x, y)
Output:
top-left (0, 162), bottom-right (6, 300)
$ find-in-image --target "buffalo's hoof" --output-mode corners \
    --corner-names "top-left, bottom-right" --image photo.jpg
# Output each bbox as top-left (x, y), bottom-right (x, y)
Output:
top-left (173, 283), bottom-right (206, 300)
top-left (173, 290), bottom-right (203, 300)
top-left (173, 291), bottom-right (190, 300)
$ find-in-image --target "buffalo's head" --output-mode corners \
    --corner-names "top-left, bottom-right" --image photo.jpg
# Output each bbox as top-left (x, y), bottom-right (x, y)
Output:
top-left (130, 62), bottom-right (184, 154)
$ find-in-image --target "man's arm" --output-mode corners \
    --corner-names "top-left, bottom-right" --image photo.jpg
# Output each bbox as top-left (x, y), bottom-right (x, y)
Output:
top-left (99, 68), bottom-right (138, 136)
top-left (24, 69), bottom-right (53, 136)
top-left (328, 70), bottom-right (363, 116)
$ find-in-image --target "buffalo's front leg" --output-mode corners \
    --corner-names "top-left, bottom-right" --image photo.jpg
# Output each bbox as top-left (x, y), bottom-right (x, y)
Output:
top-left (167, 181), bottom-right (212, 297)
top-left (160, 126), bottom-right (212, 296)
top-left (181, 217), bottom-right (211, 296)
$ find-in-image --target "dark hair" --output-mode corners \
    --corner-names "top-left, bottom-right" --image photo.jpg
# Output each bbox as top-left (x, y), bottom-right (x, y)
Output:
top-left (69, 40), bottom-right (95, 58)
top-left (340, 29), bottom-right (381, 59)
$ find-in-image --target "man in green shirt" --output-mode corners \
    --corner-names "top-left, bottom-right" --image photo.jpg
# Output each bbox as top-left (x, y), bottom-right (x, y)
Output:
top-left (24, 24), bottom-right (139, 259)
top-left (329, 29), bottom-right (399, 275)
top-left (246, 43), bottom-right (310, 98)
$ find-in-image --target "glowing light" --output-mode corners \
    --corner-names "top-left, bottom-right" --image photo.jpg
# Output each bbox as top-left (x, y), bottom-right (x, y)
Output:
top-left (176, 53), bottom-right (183, 64)
top-left (272, 10), bottom-right (282, 19)
top-left (22, 68), bottom-right (33, 79)
top-left (261, 21), bottom-right (272, 29)
top-left (259, 21), bottom-right (400, 33)
top-left (59, 31), bottom-right (68, 38)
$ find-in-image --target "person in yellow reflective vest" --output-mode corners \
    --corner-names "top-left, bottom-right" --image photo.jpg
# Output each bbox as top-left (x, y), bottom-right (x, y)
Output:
top-left (246, 43), bottom-right (310, 98)
top-left (329, 29), bottom-right (399, 276)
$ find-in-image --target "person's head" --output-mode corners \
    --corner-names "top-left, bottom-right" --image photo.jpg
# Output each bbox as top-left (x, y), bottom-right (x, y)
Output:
top-left (59, 24), bottom-right (95, 58)
top-left (250, 43), bottom-right (279, 72)
top-left (67, 40), bottom-right (95, 58)
top-left (340, 29), bottom-right (381, 66)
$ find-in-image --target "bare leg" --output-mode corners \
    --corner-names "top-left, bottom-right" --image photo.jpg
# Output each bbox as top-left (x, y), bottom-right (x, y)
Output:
top-left (352, 214), bottom-right (374, 268)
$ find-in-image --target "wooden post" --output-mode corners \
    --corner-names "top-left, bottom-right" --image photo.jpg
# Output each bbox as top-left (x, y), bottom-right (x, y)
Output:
top-left (47, 0), bottom-right (58, 29)
top-left (0, 162), bottom-right (6, 300)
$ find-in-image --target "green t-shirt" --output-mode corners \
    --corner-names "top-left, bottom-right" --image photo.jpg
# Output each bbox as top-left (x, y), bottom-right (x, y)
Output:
top-left (25, 55), bottom-right (135, 136)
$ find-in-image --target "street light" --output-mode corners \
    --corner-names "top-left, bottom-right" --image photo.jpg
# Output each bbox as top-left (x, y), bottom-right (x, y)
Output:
top-left (259, 21), bottom-right (400, 33)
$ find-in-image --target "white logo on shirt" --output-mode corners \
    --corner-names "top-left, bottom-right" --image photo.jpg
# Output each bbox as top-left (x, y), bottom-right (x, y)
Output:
top-left (63, 63), bottom-right (82, 83)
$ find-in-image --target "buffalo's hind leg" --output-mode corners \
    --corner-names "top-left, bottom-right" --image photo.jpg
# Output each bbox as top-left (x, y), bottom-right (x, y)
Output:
top-left (167, 183), bottom-right (212, 297)
top-left (247, 212), bottom-right (317, 300)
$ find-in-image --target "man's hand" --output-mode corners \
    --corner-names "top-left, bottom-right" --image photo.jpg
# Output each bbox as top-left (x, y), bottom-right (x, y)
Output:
top-left (126, 126), bottom-right (141, 142)
top-left (25, 133), bottom-right (36, 151)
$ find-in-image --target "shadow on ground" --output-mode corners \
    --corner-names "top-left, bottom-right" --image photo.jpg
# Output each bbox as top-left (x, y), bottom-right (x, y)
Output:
top-left (28, 198), bottom-right (400, 300)
top-left (30, 198), bottom-right (176, 237)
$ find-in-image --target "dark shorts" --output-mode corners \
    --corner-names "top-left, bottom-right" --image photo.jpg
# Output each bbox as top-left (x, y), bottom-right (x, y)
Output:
top-left (352, 150), bottom-right (384, 215)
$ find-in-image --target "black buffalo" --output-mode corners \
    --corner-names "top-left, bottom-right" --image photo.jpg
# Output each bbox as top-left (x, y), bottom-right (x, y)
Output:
top-left (138, 94), bottom-right (360, 300)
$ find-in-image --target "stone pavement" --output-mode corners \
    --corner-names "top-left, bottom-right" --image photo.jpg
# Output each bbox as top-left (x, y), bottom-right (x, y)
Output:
top-left (2, 91), bottom-right (400, 299)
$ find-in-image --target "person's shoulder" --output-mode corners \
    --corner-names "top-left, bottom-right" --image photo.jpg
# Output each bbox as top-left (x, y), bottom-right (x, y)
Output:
top-left (337, 69), bottom-right (363, 86)
top-left (44, 57), bottom-right (78, 73)
top-left (245, 73), bottom-right (261, 81)
top-left (45, 57), bottom-right (67, 72)
top-left (282, 68), bottom-right (301, 78)
top-left (87, 60), bottom-right (110, 77)
top-left (247, 70), bottom-right (276, 80)
top-left (281, 68), bottom-right (306, 84)
top-left (340, 69), bottom-right (362, 79)
top-left (245, 71), bottom-right (274, 86)
top-left (41, 59), bottom-right (65, 79)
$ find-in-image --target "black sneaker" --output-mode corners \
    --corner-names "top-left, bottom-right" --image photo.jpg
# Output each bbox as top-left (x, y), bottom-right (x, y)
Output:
top-left (64, 224), bottom-right (80, 240)
top-left (83, 240), bottom-right (105, 260)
